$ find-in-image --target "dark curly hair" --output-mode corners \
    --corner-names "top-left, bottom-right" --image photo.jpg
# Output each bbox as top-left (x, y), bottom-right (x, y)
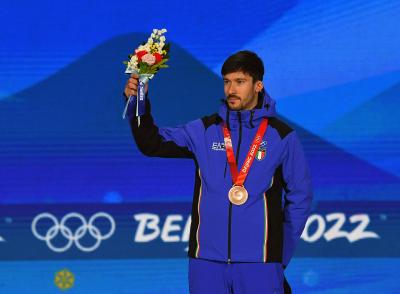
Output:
top-left (221, 50), bottom-right (264, 81)
top-left (221, 50), bottom-right (266, 100)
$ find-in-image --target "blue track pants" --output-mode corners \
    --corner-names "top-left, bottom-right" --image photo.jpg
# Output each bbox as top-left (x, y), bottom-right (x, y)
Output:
top-left (188, 258), bottom-right (286, 294)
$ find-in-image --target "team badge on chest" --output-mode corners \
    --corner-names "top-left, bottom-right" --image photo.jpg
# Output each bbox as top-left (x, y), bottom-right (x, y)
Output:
top-left (256, 141), bottom-right (267, 161)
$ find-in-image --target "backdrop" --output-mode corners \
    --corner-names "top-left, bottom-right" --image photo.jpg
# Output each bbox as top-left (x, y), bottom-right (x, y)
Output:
top-left (0, 0), bottom-right (399, 293)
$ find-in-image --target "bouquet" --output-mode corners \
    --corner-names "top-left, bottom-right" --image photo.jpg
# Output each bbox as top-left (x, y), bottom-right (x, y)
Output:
top-left (122, 28), bottom-right (170, 123)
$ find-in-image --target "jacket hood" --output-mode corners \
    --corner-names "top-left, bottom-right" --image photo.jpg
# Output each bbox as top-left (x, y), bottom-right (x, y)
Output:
top-left (218, 92), bottom-right (277, 129)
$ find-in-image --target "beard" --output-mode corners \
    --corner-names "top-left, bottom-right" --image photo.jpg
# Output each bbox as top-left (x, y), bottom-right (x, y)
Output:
top-left (226, 95), bottom-right (242, 110)
top-left (226, 94), bottom-right (259, 111)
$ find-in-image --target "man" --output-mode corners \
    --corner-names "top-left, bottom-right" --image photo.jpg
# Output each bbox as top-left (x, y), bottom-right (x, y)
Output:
top-left (124, 50), bottom-right (313, 293)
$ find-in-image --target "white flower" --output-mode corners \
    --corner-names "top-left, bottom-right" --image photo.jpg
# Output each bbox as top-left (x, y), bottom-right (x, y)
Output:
top-left (161, 28), bottom-right (167, 33)
top-left (127, 60), bottom-right (138, 70)
top-left (142, 53), bottom-right (156, 65)
top-left (147, 38), bottom-right (153, 45)
top-left (160, 36), bottom-right (166, 42)
top-left (130, 55), bottom-right (138, 62)
top-left (144, 44), bottom-right (151, 51)
top-left (153, 29), bottom-right (157, 34)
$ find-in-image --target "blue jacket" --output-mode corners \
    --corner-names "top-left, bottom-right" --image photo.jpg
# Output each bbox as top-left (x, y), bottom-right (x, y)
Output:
top-left (128, 93), bottom-right (313, 266)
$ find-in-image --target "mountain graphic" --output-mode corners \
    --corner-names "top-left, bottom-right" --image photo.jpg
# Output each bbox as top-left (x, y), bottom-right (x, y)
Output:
top-left (272, 70), bottom-right (400, 133)
top-left (323, 80), bottom-right (400, 138)
top-left (0, 33), bottom-right (222, 138)
top-left (322, 80), bottom-right (400, 177)
top-left (0, 34), bottom-right (398, 203)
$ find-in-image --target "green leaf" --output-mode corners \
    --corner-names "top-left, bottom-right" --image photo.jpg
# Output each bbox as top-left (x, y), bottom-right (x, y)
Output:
top-left (148, 59), bottom-right (168, 71)
top-left (157, 59), bottom-right (169, 65)
top-left (149, 64), bottom-right (158, 70)
top-left (140, 62), bottom-right (150, 72)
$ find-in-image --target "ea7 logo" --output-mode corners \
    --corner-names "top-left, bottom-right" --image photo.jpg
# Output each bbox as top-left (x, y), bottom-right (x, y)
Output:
top-left (212, 142), bottom-right (225, 151)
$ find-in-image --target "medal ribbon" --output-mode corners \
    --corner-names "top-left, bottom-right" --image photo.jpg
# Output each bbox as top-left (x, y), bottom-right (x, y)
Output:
top-left (223, 118), bottom-right (268, 186)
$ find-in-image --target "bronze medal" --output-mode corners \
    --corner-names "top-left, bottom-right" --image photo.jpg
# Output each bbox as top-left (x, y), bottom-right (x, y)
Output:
top-left (228, 185), bottom-right (248, 205)
top-left (223, 118), bottom-right (269, 207)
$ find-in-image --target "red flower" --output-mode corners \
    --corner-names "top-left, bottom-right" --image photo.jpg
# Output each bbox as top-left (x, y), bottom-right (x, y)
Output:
top-left (153, 53), bottom-right (163, 64)
top-left (136, 50), bottom-right (148, 62)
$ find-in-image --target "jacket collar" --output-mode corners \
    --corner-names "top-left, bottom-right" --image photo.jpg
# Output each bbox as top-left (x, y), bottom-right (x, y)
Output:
top-left (218, 93), bottom-right (276, 129)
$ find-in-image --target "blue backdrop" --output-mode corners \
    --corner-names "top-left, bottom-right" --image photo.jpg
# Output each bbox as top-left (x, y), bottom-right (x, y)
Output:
top-left (0, 0), bottom-right (399, 293)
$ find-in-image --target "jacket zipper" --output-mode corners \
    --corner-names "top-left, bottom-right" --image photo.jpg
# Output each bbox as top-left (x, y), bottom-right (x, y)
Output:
top-left (228, 111), bottom-right (242, 263)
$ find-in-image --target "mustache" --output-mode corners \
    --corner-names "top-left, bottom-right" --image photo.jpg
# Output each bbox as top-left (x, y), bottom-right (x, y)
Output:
top-left (227, 95), bottom-right (240, 100)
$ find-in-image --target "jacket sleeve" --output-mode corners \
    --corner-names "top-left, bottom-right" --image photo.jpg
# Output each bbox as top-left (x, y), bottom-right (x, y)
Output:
top-left (126, 95), bottom-right (195, 159)
top-left (281, 130), bottom-right (313, 267)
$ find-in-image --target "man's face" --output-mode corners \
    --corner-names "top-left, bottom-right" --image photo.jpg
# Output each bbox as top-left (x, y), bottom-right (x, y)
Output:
top-left (223, 71), bottom-right (263, 111)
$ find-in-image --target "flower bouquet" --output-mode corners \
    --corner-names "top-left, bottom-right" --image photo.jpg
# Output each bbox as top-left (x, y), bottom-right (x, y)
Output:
top-left (122, 28), bottom-right (170, 123)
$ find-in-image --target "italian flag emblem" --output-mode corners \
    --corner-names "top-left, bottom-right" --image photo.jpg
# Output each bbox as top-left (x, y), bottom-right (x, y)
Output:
top-left (256, 149), bottom-right (266, 161)
top-left (256, 141), bottom-right (267, 161)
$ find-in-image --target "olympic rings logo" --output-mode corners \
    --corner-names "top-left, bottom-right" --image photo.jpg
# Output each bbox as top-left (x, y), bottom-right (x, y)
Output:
top-left (31, 212), bottom-right (115, 253)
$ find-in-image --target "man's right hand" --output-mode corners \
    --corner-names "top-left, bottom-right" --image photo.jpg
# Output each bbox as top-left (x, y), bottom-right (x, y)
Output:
top-left (124, 74), bottom-right (149, 98)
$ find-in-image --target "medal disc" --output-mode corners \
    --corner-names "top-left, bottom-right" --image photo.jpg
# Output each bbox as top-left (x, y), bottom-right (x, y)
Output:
top-left (228, 185), bottom-right (248, 205)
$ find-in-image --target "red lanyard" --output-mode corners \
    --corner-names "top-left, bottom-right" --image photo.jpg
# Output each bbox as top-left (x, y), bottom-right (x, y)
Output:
top-left (223, 118), bottom-right (269, 186)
